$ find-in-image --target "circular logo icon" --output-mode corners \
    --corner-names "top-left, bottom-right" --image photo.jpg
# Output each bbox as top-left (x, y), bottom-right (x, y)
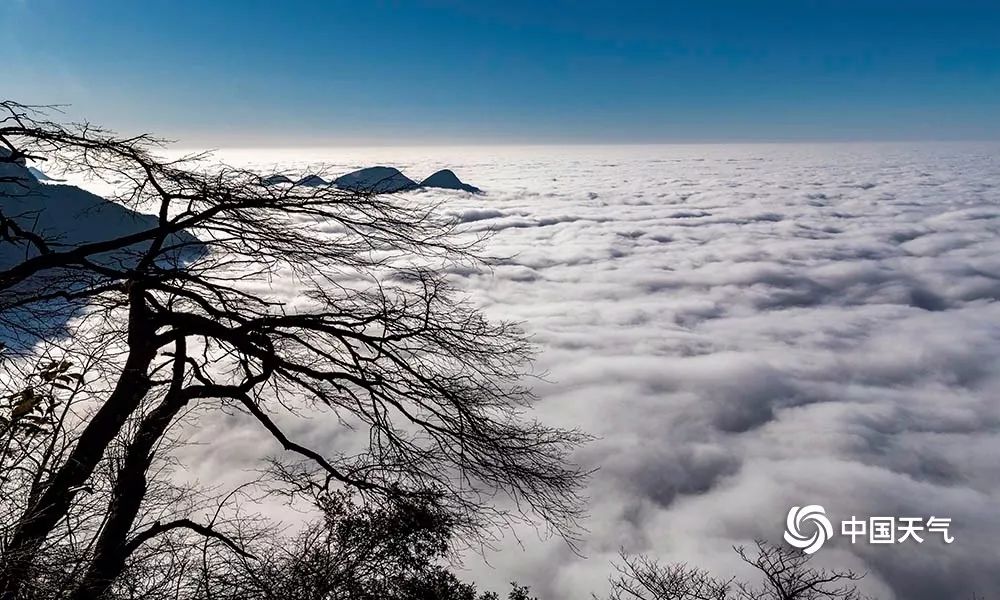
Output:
top-left (784, 505), bottom-right (833, 554)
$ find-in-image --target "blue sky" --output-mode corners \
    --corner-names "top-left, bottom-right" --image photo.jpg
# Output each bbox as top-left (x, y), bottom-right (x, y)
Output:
top-left (3, 0), bottom-right (999, 144)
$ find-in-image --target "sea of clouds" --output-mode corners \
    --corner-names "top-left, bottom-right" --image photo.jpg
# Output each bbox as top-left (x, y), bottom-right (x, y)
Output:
top-left (88, 143), bottom-right (1000, 599)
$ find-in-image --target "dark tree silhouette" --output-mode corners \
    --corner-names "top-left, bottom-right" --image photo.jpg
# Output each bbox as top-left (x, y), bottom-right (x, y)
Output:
top-left (0, 101), bottom-right (588, 599)
top-left (603, 541), bottom-right (872, 600)
top-left (198, 491), bottom-right (536, 600)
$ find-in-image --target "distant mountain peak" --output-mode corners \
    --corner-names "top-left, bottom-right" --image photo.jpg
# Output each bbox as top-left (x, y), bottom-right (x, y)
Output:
top-left (334, 166), bottom-right (418, 193)
top-left (262, 174), bottom-right (293, 186)
top-left (256, 166), bottom-right (483, 195)
top-left (421, 169), bottom-right (482, 194)
top-left (296, 174), bottom-right (328, 186)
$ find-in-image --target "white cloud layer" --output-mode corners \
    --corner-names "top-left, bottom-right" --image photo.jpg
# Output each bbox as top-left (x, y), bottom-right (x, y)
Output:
top-left (89, 143), bottom-right (1000, 599)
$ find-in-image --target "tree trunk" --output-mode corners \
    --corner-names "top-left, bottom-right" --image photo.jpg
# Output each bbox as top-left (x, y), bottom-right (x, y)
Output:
top-left (0, 289), bottom-right (157, 599)
top-left (71, 338), bottom-right (188, 600)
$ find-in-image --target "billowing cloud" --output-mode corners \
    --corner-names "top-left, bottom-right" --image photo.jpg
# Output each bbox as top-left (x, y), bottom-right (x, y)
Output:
top-left (117, 143), bottom-right (1000, 599)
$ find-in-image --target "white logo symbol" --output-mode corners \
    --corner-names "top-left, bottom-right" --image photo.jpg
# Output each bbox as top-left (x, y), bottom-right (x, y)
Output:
top-left (784, 505), bottom-right (833, 554)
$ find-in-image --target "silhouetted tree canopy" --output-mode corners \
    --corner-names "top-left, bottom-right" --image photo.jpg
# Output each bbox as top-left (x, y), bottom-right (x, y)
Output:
top-left (603, 541), bottom-right (872, 600)
top-left (0, 100), bottom-right (587, 599)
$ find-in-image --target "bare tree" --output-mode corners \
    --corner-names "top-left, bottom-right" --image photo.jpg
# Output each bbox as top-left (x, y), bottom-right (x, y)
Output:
top-left (605, 553), bottom-right (732, 600)
top-left (603, 542), bottom-right (871, 600)
top-left (0, 101), bottom-right (588, 599)
top-left (732, 542), bottom-right (870, 600)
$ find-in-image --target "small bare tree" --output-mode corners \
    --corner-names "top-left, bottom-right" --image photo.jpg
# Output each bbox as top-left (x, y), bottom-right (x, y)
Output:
top-left (604, 542), bottom-right (871, 600)
top-left (0, 101), bottom-right (588, 599)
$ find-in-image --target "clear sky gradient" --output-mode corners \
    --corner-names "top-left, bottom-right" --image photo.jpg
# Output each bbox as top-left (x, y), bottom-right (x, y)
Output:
top-left (3, 0), bottom-right (999, 145)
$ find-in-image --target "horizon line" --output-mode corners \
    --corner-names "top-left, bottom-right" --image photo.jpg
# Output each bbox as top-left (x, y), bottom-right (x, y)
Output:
top-left (164, 138), bottom-right (1000, 152)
